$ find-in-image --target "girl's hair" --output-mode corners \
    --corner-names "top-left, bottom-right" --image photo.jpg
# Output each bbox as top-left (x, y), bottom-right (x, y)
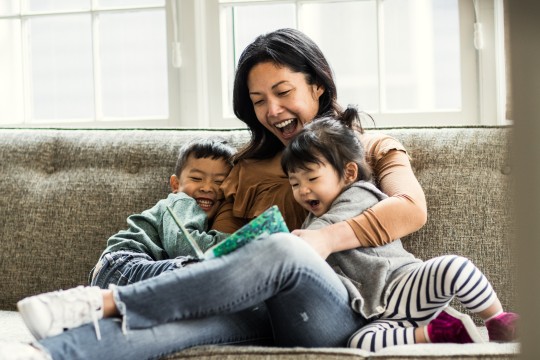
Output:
top-left (232, 28), bottom-right (345, 162)
top-left (175, 137), bottom-right (236, 177)
top-left (280, 106), bottom-right (372, 182)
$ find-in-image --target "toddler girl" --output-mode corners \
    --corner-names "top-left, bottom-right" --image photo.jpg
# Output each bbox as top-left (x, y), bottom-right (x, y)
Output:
top-left (280, 108), bottom-right (519, 351)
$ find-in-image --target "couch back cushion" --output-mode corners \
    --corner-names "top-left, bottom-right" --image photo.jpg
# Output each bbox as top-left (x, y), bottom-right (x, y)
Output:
top-left (0, 127), bottom-right (515, 314)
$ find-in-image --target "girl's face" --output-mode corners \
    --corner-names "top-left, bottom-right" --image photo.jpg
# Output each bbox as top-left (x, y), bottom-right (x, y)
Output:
top-left (247, 62), bottom-right (325, 146)
top-left (288, 158), bottom-right (354, 218)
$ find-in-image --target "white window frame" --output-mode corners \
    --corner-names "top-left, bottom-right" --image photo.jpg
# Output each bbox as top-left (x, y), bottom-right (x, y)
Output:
top-left (1, 0), bottom-right (180, 128)
top-left (198, 0), bottom-right (509, 128)
top-left (1, 0), bottom-right (508, 128)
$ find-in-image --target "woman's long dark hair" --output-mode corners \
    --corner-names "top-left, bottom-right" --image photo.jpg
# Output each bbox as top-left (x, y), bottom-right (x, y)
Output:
top-left (232, 28), bottom-right (344, 162)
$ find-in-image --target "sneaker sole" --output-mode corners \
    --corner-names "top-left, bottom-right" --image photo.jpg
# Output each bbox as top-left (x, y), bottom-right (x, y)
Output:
top-left (444, 306), bottom-right (485, 343)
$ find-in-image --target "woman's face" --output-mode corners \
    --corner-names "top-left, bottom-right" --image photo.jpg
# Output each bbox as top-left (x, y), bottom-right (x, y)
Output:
top-left (247, 62), bottom-right (325, 146)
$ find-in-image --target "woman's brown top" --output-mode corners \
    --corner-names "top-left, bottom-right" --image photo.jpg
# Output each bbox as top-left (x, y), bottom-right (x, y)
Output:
top-left (212, 132), bottom-right (427, 247)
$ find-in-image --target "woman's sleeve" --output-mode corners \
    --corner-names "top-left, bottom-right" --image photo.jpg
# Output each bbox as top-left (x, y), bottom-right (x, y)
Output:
top-left (347, 135), bottom-right (427, 246)
top-left (211, 164), bottom-right (248, 233)
top-left (211, 200), bottom-right (247, 234)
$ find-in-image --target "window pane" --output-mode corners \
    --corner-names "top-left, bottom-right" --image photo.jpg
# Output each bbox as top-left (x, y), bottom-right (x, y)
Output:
top-left (27, 0), bottom-right (90, 12)
top-left (222, 3), bottom-right (296, 117)
top-left (100, 10), bottom-right (168, 119)
top-left (29, 14), bottom-right (95, 120)
top-left (384, 0), bottom-right (461, 112)
top-left (0, 0), bottom-right (20, 16)
top-left (0, 20), bottom-right (24, 124)
top-left (232, 4), bottom-right (296, 64)
top-left (301, 1), bottom-right (379, 113)
top-left (98, 0), bottom-right (164, 8)
top-left (433, 0), bottom-right (461, 109)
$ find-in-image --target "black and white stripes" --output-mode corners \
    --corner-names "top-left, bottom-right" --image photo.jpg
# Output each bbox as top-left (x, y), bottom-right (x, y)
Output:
top-left (348, 255), bottom-right (495, 351)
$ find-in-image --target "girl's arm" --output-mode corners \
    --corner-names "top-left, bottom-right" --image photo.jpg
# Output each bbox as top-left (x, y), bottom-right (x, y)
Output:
top-left (293, 138), bottom-right (427, 258)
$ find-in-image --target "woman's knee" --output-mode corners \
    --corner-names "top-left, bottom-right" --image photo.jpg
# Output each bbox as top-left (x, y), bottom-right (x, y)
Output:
top-left (261, 233), bottom-right (316, 260)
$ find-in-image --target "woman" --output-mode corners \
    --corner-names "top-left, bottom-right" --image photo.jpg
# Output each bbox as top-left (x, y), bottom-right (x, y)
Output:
top-left (212, 29), bottom-right (426, 258)
top-left (7, 29), bottom-right (427, 360)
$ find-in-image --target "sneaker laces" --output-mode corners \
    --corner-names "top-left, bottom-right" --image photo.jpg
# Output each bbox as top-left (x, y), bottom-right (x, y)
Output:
top-left (53, 286), bottom-right (103, 340)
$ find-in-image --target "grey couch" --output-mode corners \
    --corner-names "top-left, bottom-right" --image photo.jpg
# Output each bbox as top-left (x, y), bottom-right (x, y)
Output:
top-left (0, 126), bottom-right (519, 359)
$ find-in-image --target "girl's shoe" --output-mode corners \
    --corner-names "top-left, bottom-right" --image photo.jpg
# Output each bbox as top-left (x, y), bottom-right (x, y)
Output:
top-left (427, 307), bottom-right (484, 343)
top-left (17, 286), bottom-right (103, 340)
top-left (486, 312), bottom-right (519, 342)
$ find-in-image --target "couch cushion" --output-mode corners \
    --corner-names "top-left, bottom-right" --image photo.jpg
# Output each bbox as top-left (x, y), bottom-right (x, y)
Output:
top-left (0, 126), bottom-right (515, 313)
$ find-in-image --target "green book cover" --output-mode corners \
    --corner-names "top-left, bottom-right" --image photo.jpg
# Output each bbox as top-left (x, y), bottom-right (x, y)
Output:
top-left (166, 205), bottom-right (289, 260)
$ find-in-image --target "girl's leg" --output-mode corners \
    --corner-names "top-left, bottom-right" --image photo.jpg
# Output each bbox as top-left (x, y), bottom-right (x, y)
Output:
top-left (39, 306), bottom-right (272, 360)
top-left (348, 319), bottom-right (415, 352)
top-left (423, 255), bottom-right (518, 342)
top-left (383, 255), bottom-right (497, 322)
top-left (350, 255), bottom-right (491, 350)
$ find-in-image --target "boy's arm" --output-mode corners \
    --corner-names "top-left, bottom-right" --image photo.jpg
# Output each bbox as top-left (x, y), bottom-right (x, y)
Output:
top-left (165, 193), bottom-right (229, 257)
top-left (105, 203), bottom-right (170, 260)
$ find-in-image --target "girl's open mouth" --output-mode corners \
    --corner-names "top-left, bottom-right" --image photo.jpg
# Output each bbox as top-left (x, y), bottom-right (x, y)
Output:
top-left (306, 199), bottom-right (320, 211)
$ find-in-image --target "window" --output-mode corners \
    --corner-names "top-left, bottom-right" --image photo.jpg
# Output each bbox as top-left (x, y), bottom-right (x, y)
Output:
top-left (218, 0), bottom-right (508, 127)
top-left (0, 0), bottom-right (174, 127)
top-left (0, 0), bottom-right (507, 128)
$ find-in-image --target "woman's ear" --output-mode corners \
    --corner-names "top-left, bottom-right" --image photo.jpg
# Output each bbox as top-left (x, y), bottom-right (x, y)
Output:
top-left (314, 84), bottom-right (325, 99)
top-left (170, 174), bottom-right (180, 193)
top-left (344, 162), bottom-right (358, 184)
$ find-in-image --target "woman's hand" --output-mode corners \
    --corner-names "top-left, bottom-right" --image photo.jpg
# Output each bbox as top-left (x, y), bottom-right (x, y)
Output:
top-left (292, 228), bottom-right (333, 259)
top-left (292, 220), bottom-right (363, 259)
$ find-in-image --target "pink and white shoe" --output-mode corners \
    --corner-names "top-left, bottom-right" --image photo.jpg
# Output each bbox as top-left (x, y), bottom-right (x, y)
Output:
top-left (427, 307), bottom-right (484, 343)
top-left (486, 312), bottom-right (519, 342)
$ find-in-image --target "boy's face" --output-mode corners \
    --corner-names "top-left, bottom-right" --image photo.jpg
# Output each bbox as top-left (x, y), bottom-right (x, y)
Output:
top-left (287, 158), bottom-right (355, 218)
top-left (170, 155), bottom-right (231, 220)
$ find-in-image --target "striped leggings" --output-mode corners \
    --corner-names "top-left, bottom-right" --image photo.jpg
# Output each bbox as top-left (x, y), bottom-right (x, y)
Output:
top-left (348, 255), bottom-right (496, 351)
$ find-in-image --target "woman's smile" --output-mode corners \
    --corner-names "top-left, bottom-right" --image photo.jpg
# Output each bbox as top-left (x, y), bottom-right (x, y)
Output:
top-left (247, 61), bottom-right (324, 145)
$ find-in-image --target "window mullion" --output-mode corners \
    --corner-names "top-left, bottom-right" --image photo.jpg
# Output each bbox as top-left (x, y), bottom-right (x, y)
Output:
top-left (167, 0), bottom-right (181, 126)
top-left (91, 10), bottom-right (103, 122)
top-left (20, 15), bottom-right (32, 124)
top-left (376, 0), bottom-right (385, 114)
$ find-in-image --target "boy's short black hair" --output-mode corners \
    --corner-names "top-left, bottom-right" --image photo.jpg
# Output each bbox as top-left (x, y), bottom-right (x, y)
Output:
top-left (175, 137), bottom-right (236, 177)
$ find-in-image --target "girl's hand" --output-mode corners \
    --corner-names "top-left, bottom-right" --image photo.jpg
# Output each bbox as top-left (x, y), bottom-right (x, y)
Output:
top-left (292, 228), bottom-right (333, 259)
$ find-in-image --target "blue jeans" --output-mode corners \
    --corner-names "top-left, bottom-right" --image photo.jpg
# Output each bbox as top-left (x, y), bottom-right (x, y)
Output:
top-left (39, 234), bottom-right (368, 359)
top-left (90, 251), bottom-right (198, 288)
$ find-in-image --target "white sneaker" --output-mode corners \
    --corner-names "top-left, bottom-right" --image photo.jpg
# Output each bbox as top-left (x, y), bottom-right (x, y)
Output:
top-left (17, 286), bottom-right (104, 341)
top-left (0, 341), bottom-right (50, 360)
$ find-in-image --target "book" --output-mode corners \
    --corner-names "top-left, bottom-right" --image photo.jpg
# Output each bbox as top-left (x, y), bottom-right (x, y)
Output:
top-left (166, 204), bottom-right (289, 260)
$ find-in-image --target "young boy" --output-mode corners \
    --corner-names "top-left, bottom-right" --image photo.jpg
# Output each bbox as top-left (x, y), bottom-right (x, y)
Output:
top-left (89, 136), bottom-right (236, 288)
top-left (280, 110), bottom-right (518, 351)
top-left (17, 137), bottom-right (236, 341)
